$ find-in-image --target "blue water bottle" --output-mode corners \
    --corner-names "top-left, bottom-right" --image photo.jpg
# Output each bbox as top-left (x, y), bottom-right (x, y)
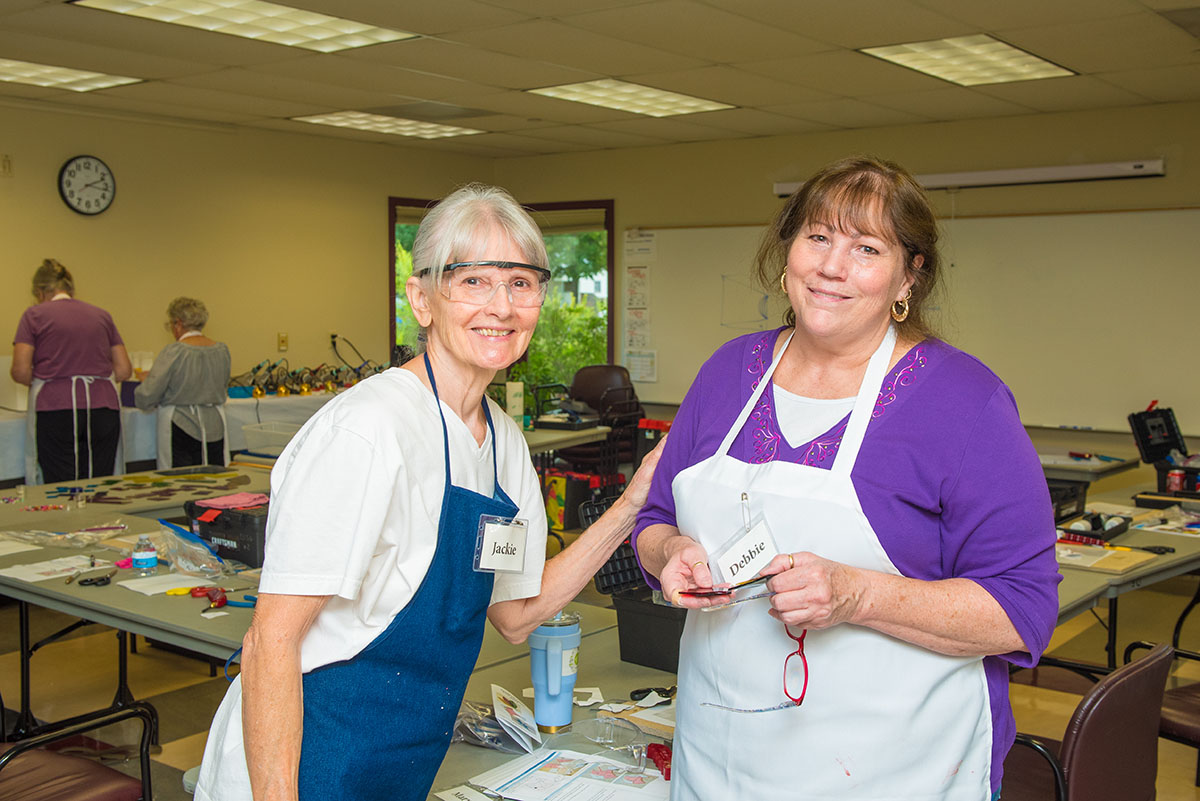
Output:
top-left (529, 611), bottom-right (581, 732)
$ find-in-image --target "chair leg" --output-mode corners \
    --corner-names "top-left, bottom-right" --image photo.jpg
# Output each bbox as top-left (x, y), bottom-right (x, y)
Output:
top-left (1172, 577), bottom-right (1200, 650)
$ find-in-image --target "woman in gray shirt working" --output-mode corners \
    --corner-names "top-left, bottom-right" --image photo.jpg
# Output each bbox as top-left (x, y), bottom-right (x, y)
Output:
top-left (135, 297), bottom-right (232, 468)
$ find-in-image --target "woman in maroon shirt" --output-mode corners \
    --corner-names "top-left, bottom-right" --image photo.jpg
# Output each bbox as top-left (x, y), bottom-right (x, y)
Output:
top-left (10, 259), bottom-right (132, 483)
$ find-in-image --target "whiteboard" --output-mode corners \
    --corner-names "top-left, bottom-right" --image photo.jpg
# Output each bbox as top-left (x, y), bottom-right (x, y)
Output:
top-left (625, 208), bottom-right (1198, 435)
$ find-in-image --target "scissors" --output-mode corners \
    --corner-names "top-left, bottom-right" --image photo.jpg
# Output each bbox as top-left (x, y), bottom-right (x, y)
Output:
top-left (79, 568), bottom-right (119, 587)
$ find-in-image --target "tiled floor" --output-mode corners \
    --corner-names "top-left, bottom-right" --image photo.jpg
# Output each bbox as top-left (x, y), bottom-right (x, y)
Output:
top-left (5, 573), bottom-right (1200, 799)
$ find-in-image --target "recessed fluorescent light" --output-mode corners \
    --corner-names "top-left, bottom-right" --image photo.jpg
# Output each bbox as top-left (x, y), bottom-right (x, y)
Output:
top-left (528, 79), bottom-right (734, 117)
top-left (0, 56), bottom-right (139, 91)
top-left (861, 34), bottom-right (1073, 86)
top-left (293, 111), bottom-right (483, 139)
top-left (70, 0), bottom-right (416, 53)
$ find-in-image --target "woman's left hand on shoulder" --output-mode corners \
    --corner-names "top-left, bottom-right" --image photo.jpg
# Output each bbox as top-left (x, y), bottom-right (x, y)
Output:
top-left (761, 551), bottom-right (867, 630)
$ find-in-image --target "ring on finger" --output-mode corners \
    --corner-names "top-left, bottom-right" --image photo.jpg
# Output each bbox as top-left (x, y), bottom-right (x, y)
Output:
top-left (691, 560), bottom-right (707, 570)
top-left (787, 553), bottom-right (795, 570)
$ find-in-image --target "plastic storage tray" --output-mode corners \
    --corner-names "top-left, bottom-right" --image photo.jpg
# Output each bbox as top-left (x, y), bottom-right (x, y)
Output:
top-left (1127, 407), bottom-right (1197, 491)
top-left (241, 421), bottom-right (300, 457)
top-left (1047, 479), bottom-right (1088, 524)
top-left (582, 497), bottom-right (651, 596)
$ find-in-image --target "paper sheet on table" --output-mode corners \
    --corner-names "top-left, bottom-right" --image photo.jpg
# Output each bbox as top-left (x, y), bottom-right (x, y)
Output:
top-left (434, 787), bottom-right (493, 801)
top-left (630, 701), bottom-right (676, 732)
top-left (117, 574), bottom-right (204, 595)
top-left (0, 540), bottom-right (41, 557)
top-left (0, 554), bottom-right (104, 582)
top-left (471, 748), bottom-right (667, 801)
top-left (493, 684), bottom-right (541, 754)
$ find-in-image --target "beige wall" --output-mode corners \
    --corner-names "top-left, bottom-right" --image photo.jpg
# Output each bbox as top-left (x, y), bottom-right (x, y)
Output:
top-left (1, 103), bottom-right (490, 373)
top-left (5, 98), bottom-right (1197, 387)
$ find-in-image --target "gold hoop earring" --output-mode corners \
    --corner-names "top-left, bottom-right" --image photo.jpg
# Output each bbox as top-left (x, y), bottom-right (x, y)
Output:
top-left (891, 289), bottom-right (912, 323)
top-left (779, 270), bottom-right (788, 294)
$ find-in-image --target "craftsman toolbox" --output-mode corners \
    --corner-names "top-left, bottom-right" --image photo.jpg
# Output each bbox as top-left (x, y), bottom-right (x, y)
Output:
top-left (184, 499), bottom-right (269, 568)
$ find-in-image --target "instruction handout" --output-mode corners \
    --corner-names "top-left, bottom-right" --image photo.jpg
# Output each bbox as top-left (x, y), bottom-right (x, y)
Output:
top-left (471, 748), bottom-right (668, 801)
top-left (493, 684), bottom-right (542, 754)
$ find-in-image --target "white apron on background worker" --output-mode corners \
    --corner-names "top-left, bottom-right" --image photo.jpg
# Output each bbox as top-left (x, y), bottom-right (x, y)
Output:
top-left (670, 326), bottom-right (992, 800)
top-left (154, 403), bottom-right (230, 469)
top-left (25, 374), bottom-right (125, 485)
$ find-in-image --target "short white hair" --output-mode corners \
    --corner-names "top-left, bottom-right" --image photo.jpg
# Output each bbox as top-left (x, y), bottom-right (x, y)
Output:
top-left (412, 184), bottom-right (548, 288)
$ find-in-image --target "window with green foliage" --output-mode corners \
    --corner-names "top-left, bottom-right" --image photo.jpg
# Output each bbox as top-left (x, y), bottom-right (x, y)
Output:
top-left (389, 198), bottom-right (614, 405)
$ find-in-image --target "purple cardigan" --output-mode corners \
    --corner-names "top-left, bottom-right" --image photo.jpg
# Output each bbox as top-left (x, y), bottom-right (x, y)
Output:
top-left (633, 327), bottom-right (1061, 794)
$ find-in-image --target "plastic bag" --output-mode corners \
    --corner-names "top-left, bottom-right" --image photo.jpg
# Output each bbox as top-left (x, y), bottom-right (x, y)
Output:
top-left (0, 520), bottom-right (131, 549)
top-left (152, 519), bottom-right (227, 578)
top-left (450, 700), bottom-right (527, 754)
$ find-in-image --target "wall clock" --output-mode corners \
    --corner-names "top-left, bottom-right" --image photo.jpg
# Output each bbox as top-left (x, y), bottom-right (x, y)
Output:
top-left (58, 155), bottom-right (115, 215)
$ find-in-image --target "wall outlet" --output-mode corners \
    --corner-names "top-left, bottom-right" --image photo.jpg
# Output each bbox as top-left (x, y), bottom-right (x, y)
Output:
top-left (277, 332), bottom-right (288, 352)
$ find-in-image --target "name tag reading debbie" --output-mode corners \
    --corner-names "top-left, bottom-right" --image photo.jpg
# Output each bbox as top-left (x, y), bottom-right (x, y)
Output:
top-left (474, 515), bottom-right (528, 573)
top-left (714, 520), bottom-right (775, 584)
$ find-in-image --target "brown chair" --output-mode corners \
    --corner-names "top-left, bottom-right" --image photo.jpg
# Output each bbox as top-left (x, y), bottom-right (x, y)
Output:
top-left (1125, 639), bottom-right (1200, 786)
top-left (0, 704), bottom-right (154, 801)
top-left (557, 364), bottom-right (644, 473)
top-left (1002, 642), bottom-right (1172, 801)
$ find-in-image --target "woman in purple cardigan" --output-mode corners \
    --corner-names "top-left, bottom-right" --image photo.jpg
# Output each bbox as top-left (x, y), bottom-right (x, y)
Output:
top-left (633, 156), bottom-right (1060, 801)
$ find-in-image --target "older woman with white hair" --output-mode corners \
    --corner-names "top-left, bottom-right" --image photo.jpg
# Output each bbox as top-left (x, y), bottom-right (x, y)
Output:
top-left (134, 297), bottom-right (232, 467)
top-left (196, 184), bottom-right (662, 801)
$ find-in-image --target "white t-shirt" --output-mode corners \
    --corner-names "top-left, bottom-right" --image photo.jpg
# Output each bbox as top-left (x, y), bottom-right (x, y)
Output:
top-left (772, 384), bottom-right (855, 448)
top-left (196, 368), bottom-right (546, 801)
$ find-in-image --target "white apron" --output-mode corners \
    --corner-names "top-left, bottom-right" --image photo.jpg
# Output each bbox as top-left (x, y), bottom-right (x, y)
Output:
top-left (670, 326), bottom-right (992, 801)
top-left (155, 404), bottom-right (230, 469)
top-left (25, 375), bottom-right (126, 485)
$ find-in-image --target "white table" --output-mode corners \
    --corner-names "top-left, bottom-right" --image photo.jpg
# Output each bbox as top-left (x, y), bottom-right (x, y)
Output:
top-left (0, 394), bottom-right (339, 481)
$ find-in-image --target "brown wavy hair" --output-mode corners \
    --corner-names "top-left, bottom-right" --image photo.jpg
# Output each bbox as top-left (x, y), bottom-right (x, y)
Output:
top-left (755, 155), bottom-right (941, 341)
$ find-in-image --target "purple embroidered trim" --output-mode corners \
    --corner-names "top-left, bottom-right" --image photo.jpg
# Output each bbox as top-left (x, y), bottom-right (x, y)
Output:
top-left (873, 346), bottom-right (927, 418)
top-left (747, 340), bottom-right (929, 465)
top-left (747, 333), bottom-right (779, 463)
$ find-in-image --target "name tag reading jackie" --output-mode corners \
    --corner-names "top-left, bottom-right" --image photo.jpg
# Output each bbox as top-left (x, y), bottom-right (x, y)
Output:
top-left (474, 515), bottom-right (528, 573)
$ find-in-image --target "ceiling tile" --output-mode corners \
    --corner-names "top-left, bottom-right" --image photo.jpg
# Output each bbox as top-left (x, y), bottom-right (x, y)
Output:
top-left (0, 29), bottom-right (216, 79)
top-left (100, 81), bottom-right (330, 118)
top-left (341, 38), bottom-right (601, 90)
top-left (739, 49), bottom-right (950, 96)
top-left (860, 86), bottom-right (1035, 120)
top-left (559, 0), bottom-right (828, 63)
top-left (447, 19), bottom-right (707, 76)
top-left (439, 89), bottom-right (636, 124)
top-left (62, 91), bottom-right (255, 123)
top-left (515, 124), bottom-right (671, 149)
top-left (998, 12), bottom-right (1200, 73)
top-left (912, 0), bottom-right (1144, 30)
top-left (283, 0), bottom-right (530, 35)
top-left (765, 98), bottom-right (931, 128)
top-left (972, 74), bottom-right (1154, 112)
top-left (253, 54), bottom-right (487, 100)
top-left (1098, 64), bottom-right (1200, 102)
top-left (589, 115), bottom-right (747, 142)
top-left (627, 65), bottom-right (832, 107)
top-left (475, 0), bottom-right (647, 13)
top-left (172, 68), bottom-right (407, 109)
top-left (685, 107), bottom-right (836, 135)
top-left (703, 0), bottom-right (971, 49)
top-left (2, 4), bottom-right (310, 68)
top-left (457, 131), bottom-right (593, 154)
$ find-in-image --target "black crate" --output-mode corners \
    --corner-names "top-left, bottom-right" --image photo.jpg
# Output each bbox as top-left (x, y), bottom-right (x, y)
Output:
top-left (583, 496), bottom-right (651, 596)
top-left (1047, 479), bottom-right (1087, 524)
top-left (1154, 463), bottom-right (1200, 493)
top-left (612, 590), bottom-right (686, 673)
top-left (1128, 407), bottom-right (1197, 492)
top-left (184, 499), bottom-right (268, 568)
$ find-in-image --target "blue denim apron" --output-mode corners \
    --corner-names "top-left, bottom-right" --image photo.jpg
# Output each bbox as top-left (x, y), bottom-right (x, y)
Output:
top-left (297, 355), bottom-right (520, 800)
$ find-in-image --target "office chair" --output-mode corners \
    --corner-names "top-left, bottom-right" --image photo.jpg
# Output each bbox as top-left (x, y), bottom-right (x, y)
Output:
top-left (1002, 642), bottom-right (1172, 801)
top-left (1125, 638), bottom-right (1200, 786)
top-left (557, 364), bottom-right (644, 473)
top-left (0, 702), bottom-right (154, 801)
